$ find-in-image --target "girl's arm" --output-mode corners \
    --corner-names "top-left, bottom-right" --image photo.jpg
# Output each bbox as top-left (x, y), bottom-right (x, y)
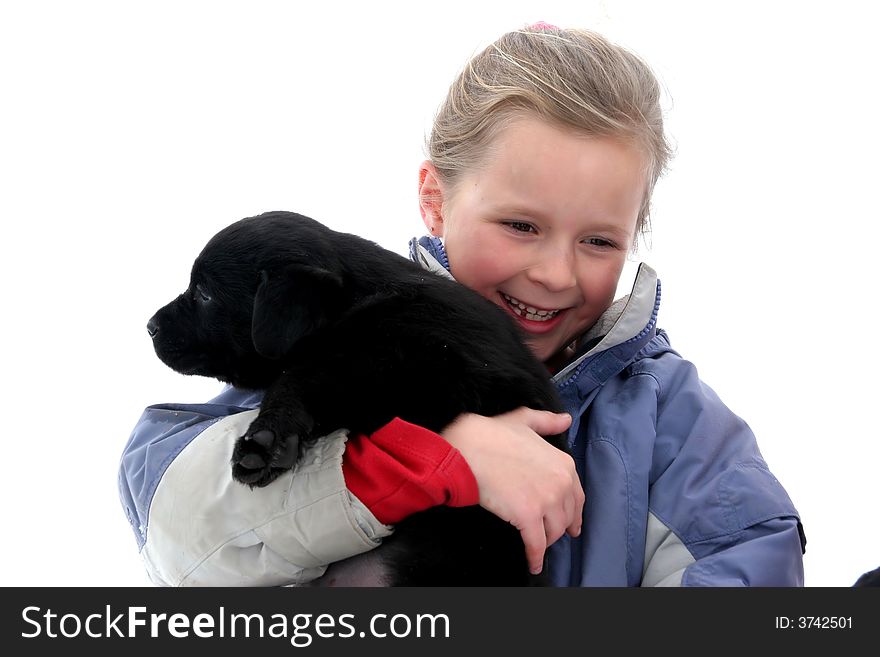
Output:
top-left (636, 356), bottom-right (805, 587)
top-left (119, 388), bottom-right (481, 586)
top-left (119, 386), bottom-right (581, 585)
top-left (118, 398), bottom-right (387, 586)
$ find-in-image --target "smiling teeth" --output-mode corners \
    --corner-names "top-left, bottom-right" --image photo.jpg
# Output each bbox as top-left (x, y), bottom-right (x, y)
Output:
top-left (501, 293), bottom-right (561, 322)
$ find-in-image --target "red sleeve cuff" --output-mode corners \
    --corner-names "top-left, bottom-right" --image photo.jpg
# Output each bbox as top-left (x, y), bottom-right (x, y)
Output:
top-left (342, 417), bottom-right (480, 525)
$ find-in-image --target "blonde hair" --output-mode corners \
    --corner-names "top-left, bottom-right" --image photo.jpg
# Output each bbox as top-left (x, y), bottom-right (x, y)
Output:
top-left (427, 26), bottom-right (673, 240)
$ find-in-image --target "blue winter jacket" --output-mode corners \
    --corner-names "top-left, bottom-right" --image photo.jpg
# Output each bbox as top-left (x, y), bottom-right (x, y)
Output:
top-left (119, 237), bottom-right (805, 586)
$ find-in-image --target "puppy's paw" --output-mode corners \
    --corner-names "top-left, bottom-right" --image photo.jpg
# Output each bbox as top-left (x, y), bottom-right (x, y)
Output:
top-left (231, 415), bottom-right (305, 488)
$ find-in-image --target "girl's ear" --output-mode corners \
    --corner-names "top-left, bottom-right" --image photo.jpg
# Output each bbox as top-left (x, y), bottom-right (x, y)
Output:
top-left (418, 160), bottom-right (447, 237)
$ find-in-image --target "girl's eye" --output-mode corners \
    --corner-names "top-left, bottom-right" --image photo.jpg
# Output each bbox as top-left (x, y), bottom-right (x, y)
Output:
top-left (585, 237), bottom-right (615, 249)
top-left (505, 221), bottom-right (535, 233)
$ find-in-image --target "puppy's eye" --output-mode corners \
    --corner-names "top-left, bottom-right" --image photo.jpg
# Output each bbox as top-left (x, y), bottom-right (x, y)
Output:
top-left (195, 285), bottom-right (212, 303)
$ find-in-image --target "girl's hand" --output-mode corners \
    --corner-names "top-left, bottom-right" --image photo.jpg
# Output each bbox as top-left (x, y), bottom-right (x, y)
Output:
top-left (442, 408), bottom-right (583, 575)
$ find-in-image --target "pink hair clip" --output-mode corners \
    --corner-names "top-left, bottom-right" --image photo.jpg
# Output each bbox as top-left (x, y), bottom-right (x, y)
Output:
top-left (527, 21), bottom-right (560, 31)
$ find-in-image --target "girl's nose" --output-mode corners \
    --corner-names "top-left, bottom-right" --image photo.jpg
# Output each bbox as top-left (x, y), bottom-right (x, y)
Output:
top-left (526, 248), bottom-right (577, 292)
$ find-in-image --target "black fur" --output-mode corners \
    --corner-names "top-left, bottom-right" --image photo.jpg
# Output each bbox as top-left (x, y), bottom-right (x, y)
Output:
top-left (854, 566), bottom-right (880, 587)
top-left (148, 210), bottom-right (568, 586)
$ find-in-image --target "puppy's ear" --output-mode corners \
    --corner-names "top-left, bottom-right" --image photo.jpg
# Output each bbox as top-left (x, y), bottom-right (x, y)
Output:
top-left (252, 264), bottom-right (344, 359)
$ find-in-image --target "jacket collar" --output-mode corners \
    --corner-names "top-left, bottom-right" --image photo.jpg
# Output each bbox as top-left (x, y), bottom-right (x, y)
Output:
top-left (409, 236), bottom-right (454, 281)
top-left (552, 263), bottom-right (660, 390)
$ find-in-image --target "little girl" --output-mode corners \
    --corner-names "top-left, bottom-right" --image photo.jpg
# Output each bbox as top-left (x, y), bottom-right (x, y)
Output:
top-left (119, 24), bottom-right (804, 586)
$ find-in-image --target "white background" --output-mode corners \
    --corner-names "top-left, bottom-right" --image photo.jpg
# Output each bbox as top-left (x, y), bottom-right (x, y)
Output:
top-left (1, 0), bottom-right (876, 587)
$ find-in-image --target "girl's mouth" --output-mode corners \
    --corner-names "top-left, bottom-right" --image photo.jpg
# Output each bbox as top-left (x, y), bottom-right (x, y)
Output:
top-left (499, 292), bottom-right (567, 334)
top-left (501, 292), bottom-right (561, 321)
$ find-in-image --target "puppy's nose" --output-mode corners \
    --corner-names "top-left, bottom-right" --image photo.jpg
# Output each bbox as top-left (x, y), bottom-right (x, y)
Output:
top-left (147, 318), bottom-right (159, 338)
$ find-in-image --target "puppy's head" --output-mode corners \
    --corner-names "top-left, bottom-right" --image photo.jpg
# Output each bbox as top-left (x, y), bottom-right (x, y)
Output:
top-left (147, 212), bottom-right (346, 389)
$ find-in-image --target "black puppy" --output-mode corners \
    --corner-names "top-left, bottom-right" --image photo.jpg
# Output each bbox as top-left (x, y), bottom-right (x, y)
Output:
top-left (148, 210), bottom-right (567, 586)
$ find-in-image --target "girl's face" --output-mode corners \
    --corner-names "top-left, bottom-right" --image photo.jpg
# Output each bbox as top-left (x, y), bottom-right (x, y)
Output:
top-left (420, 116), bottom-right (647, 364)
